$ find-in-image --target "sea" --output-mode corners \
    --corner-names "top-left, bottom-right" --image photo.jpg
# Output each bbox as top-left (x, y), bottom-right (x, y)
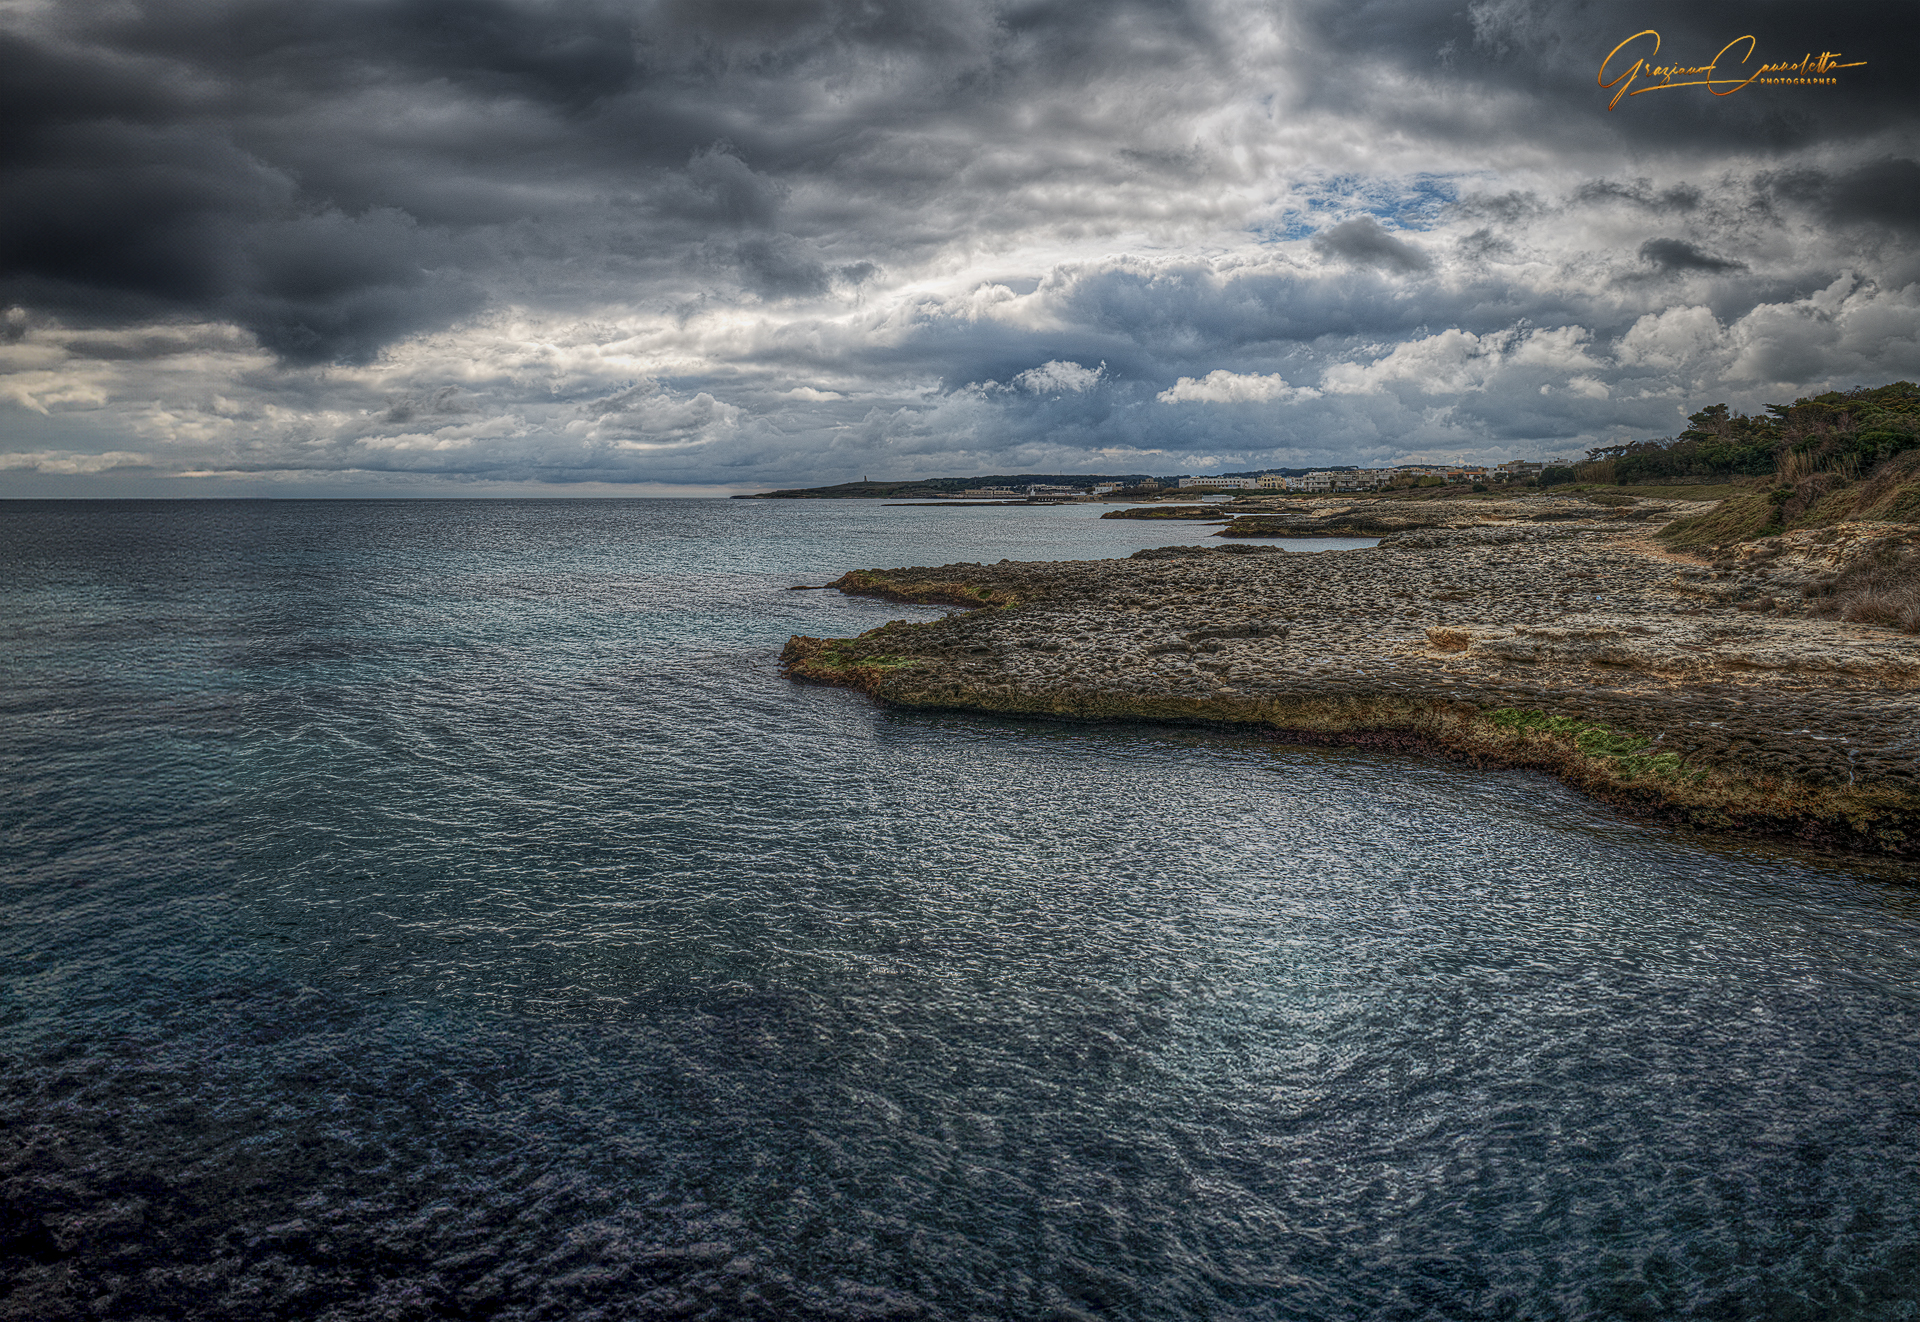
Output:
top-left (2, 497), bottom-right (1916, 1321)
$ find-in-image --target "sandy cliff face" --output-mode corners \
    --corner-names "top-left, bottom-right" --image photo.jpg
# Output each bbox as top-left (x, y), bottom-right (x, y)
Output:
top-left (784, 503), bottom-right (1920, 861)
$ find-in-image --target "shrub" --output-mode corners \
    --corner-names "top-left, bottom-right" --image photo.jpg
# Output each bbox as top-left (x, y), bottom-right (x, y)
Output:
top-left (1804, 539), bottom-right (1920, 633)
top-left (1839, 588), bottom-right (1920, 631)
top-left (1660, 488), bottom-right (1778, 550)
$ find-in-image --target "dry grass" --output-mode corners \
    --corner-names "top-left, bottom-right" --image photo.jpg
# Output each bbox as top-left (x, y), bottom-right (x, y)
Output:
top-left (1660, 488), bottom-right (1780, 550)
top-left (1805, 539), bottom-right (1920, 633)
top-left (1626, 482), bottom-right (1742, 500)
top-left (1662, 449), bottom-right (1920, 551)
top-left (1776, 448), bottom-right (1817, 485)
top-left (1845, 448), bottom-right (1920, 523)
top-left (1770, 449), bottom-right (1920, 527)
top-left (1836, 588), bottom-right (1920, 632)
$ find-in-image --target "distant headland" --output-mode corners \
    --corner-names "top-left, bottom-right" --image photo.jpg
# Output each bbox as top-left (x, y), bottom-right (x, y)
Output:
top-left (735, 462), bottom-right (1560, 501)
top-left (734, 474), bottom-right (1158, 500)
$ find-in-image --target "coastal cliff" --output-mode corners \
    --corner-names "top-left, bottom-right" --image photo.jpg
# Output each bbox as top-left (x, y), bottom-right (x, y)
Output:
top-left (783, 498), bottom-right (1920, 862)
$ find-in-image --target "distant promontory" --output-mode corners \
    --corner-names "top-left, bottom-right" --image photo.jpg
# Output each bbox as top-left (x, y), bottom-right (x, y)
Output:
top-left (733, 475), bottom-right (1158, 499)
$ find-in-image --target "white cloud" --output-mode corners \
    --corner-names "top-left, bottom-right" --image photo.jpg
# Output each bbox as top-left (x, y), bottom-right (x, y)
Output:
top-left (1011, 360), bottom-right (1105, 394)
top-left (578, 383), bottom-right (745, 445)
top-left (1157, 369), bottom-right (1316, 404)
top-left (1322, 329), bottom-right (1505, 395)
top-left (1615, 305), bottom-right (1724, 371)
top-left (0, 450), bottom-right (152, 473)
top-left (1724, 275), bottom-right (1920, 386)
top-left (1323, 325), bottom-right (1608, 398)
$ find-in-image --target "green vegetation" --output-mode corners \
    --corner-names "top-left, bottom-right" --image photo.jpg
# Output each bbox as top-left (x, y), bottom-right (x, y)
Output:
top-left (1595, 382), bottom-right (1919, 485)
top-left (1488, 708), bottom-right (1696, 782)
top-left (817, 643), bottom-right (916, 671)
top-left (1588, 405), bottom-right (1777, 483)
top-left (1647, 382), bottom-right (1920, 549)
top-left (830, 570), bottom-right (1021, 610)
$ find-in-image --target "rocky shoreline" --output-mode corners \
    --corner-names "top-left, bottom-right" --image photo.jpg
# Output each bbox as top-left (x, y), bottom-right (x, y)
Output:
top-left (782, 497), bottom-right (1920, 864)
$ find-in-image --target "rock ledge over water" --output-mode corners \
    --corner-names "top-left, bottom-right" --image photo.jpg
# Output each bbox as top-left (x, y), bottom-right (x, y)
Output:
top-left (783, 499), bottom-right (1920, 861)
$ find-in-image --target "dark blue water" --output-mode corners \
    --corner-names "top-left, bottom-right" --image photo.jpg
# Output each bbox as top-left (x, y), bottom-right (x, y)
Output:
top-left (3, 499), bottom-right (1916, 1322)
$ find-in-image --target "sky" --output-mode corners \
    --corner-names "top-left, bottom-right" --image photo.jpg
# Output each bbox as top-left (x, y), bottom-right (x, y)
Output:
top-left (2, 0), bottom-right (1916, 496)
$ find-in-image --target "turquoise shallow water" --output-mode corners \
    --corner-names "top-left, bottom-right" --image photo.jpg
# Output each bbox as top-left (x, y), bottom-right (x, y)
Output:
top-left (2, 498), bottom-right (1917, 1321)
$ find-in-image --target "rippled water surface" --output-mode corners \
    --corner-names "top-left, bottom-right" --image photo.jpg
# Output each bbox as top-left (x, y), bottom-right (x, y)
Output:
top-left (3, 499), bottom-right (1917, 1321)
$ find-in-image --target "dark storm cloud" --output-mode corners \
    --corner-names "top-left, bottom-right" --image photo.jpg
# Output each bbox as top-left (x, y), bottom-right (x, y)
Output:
top-left (1761, 158), bottom-right (1920, 234)
top-left (1451, 191), bottom-right (1541, 224)
top-left (1312, 218), bottom-right (1432, 272)
top-left (94, 0), bottom-right (642, 112)
top-left (1638, 238), bottom-right (1745, 275)
top-left (665, 147), bottom-right (788, 227)
top-left (3, 0), bottom-right (1918, 490)
top-left (1828, 159), bottom-right (1920, 229)
top-left (0, 2), bottom-right (784, 357)
top-left (0, 13), bottom-right (490, 362)
top-left (725, 236), bottom-right (832, 299)
top-left (1297, 0), bottom-right (1920, 152)
top-left (385, 385), bottom-right (473, 424)
top-left (1, 0), bottom-right (1224, 361)
top-left (10, 0), bottom-right (1903, 358)
top-left (1572, 180), bottom-right (1703, 212)
top-left (1042, 260), bottom-right (1594, 372)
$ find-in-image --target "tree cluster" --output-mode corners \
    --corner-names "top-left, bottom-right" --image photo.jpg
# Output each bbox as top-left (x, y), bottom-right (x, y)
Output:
top-left (1584, 382), bottom-right (1920, 484)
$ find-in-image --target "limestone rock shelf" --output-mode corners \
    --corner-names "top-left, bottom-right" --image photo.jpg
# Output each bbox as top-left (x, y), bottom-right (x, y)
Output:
top-left (784, 503), bottom-right (1920, 864)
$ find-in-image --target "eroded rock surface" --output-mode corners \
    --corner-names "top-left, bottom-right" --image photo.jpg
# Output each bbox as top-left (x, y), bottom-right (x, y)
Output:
top-left (784, 510), bottom-right (1920, 860)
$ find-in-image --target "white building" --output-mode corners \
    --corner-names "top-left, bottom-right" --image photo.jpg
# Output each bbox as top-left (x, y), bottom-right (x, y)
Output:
top-left (1177, 475), bottom-right (1261, 489)
top-left (1253, 471), bottom-right (1386, 493)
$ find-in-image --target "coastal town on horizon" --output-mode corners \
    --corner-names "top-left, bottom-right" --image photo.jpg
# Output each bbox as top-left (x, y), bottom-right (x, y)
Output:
top-left (746, 457), bottom-right (1573, 500)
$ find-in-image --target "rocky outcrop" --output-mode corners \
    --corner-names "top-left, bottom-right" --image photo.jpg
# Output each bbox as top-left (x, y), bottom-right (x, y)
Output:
top-left (783, 507), bottom-right (1920, 862)
top-left (1098, 504), bottom-right (1230, 520)
top-left (1214, 493), bottom-right (1711, 537)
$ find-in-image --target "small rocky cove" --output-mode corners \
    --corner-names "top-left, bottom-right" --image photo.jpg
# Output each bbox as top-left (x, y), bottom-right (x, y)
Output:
top-left (785, 496), bottom-right (1920, 863)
